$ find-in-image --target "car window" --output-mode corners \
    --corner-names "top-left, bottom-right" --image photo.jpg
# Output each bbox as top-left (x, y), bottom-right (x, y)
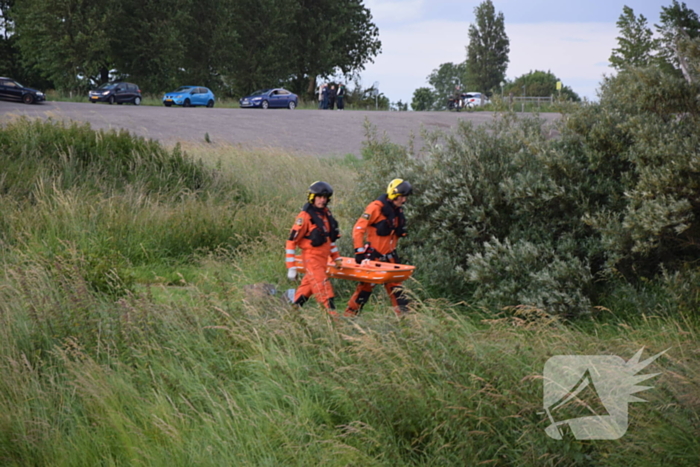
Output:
top-left (176, 86), bottom-right (192, 92)
top-left (4, 80), bottom-right (18, 88)
top-left (250, 90), bottom-right (269, 96)
top-left (97, 83), bottom-right (116, 90)
top-left (278, 90), bottom-right (290, 95)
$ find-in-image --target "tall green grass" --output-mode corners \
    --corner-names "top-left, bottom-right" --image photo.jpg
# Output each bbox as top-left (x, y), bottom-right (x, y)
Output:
top-left (0, 120), bottom-right (697, 466)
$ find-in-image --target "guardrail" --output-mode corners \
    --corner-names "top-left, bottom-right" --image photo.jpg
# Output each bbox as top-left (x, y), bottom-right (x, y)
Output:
top-left (506, 95), bottom-right (555, 112)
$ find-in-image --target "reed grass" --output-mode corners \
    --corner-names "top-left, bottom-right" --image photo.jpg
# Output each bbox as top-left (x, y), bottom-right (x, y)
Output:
top-left (0, 120), bottom-right (697, 466)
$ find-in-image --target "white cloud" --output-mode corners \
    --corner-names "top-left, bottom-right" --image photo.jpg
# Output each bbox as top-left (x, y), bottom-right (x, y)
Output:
top-left (507, 22), bottom-right (617, 84)
top-left (363, 0), bottom-right (427, 24)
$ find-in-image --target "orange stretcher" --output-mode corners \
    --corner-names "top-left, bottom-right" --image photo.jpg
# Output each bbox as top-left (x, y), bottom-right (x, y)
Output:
top-left (294, 256), bottom-right (415, 284)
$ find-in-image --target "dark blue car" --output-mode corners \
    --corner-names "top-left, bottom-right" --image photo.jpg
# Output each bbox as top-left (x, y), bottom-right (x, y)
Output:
top-left (239, 88), bottom-right (298, 109)
top-left (163, 86), bottom-right (215, 107)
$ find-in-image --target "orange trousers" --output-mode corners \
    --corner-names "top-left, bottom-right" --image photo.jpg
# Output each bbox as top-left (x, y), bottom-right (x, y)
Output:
top-left (293, 253), bottom-right (335, 310)
top-left (344, 259), bottom-right (409, 316)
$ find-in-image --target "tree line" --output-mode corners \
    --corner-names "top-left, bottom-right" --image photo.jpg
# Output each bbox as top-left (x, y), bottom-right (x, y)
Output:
top-left (412, 1), bottom-right (699, 111)
top-left (0, 0), bottom-right (381, 99)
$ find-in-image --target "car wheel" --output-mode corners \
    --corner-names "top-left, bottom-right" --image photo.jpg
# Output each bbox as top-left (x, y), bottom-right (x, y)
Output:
top-left (133, 96), bottom-right (141, 105)
top-left (207, 99), bottom-right (214, 108)
top-left (22, 94), bottom-right (35, 104)
top-left (261, 100), bottom-right (269, 109)
top-left (288, 101), bottom-right (296, 110)
top-left (108, 96), bottom-right (115, 105)
top-left (183, 99), bottom-right (191, 107)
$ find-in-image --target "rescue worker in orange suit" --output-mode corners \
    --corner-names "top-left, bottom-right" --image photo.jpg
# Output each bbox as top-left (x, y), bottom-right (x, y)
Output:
top-left (286, 181), bottom-right (342, 314)
top-left (344, 179), bottom-right (413, 317)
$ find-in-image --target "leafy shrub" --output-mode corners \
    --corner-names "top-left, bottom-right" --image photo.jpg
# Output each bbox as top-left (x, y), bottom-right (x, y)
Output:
top-left (356, 67), bottom-right (700, 317)
top-left (0, 118), bottom-right (214, 198)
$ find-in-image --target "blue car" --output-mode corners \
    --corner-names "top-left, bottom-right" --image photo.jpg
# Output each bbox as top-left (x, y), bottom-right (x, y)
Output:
top-left (239, 88), bottom-right (298, 109)
top-left (163, 86), bottom-right (215, 107)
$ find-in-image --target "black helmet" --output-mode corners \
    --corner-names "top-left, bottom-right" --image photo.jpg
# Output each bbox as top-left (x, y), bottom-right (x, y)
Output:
top-left (387, 179), bottom-right (413, 200)
top-left (308, 181), bottom-right (333, 202)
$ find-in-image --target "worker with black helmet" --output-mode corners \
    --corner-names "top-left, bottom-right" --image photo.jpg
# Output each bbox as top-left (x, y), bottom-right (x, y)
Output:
top-left (344, 179), bottom-right (413, 317)
top-left (285, 181), bottom-right (342, 314)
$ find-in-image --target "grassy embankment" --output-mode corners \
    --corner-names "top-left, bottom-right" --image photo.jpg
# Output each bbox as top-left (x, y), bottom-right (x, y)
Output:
top-left (0, 118), bottom-right (697, 466)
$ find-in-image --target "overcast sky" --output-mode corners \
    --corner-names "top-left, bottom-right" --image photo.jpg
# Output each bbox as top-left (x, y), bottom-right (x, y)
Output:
top-left (355, 0), bottom-right (672, 107)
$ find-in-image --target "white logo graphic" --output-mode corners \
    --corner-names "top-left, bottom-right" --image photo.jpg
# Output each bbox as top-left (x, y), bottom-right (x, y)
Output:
top-left (543, 348), bottom-right (667, 440)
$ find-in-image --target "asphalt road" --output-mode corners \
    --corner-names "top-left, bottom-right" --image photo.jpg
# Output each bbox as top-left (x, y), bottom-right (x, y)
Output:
top-left (0, 100), bottom-right (561, 157)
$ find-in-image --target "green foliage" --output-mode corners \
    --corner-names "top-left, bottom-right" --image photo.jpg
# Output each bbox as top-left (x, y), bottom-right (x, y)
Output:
top-left (10, 0), bottom-right (381, 97)
top-left (656, 0), bottom-right (700, 83)
top-left (464, 0), bottom-right (509, 93)
top-left (427, 61), bottom-right (467, 110)
top-left (411, 87), bottom-right (435, 111)
top-left (354, 62), bottom-right (700, 317)
top-left (284, 0), bottom-right (382, 98)
top-left (609, 6), bottom-right (657, 71)
top-left (467, 238), bottom-right (592, 315)
top-left (504, 70), bottom-right (580, 101)
top-left (610, 2), bottom-right (700, 83)
top-left (0, 118), bottom-right (212, 198)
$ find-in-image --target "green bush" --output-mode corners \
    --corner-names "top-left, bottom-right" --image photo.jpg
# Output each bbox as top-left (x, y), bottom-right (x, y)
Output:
top-left (0, 118), bottom-right (214, 198)
top-left (354, 67), bottom-right (700, 317)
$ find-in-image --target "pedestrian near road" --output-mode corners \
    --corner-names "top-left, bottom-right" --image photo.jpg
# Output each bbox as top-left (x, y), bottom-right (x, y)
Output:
top-left (344, 179), bottom-right (413, 317)
top-left (317, 83), bottom-right (325, 109)
top-left (328, 84), bottom-right (337, 110)
top-left (336, 84), bottom-right (345, 110)
top-left (321, 84), bottom-right (329, 109)
top-left (286, 181), bottom-right (342, 314)
top-left (453, 85), bottom-right (463, 109)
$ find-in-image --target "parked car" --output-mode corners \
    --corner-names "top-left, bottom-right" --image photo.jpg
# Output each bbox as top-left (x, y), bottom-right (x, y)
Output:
top-left (239, 88), bottom-right (298, 109)
top-left (462, 92), bottom-right (490, 108)
top-left (89, 82), bottom-right (142, 105)
top-left (0, 77), bottom-right (46, 104)
top-left (162, 86), bottom-right (215, 108)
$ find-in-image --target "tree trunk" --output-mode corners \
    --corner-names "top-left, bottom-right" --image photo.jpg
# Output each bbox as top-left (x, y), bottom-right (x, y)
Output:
top-left (307, 76), bottom-right (317, 98)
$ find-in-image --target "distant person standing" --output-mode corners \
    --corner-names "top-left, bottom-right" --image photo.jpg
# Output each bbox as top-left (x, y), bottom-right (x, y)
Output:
top-left (317, 83), bottom-right (325, 109)
top-left (321, 84), bottom-right (329, 110)
top-left (328, 84), bottom-right (337, 110)
top-left (336, 84), bottom-right (345, 110)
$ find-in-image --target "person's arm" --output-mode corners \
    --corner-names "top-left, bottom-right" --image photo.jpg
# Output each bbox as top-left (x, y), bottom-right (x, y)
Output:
top-left (285, 212), bottom-right (308, 269)
top-left (352, 202), bottom-right (379, 262)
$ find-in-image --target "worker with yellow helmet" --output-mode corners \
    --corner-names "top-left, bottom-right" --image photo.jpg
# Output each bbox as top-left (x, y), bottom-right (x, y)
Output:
top-left (344, 178), bottom-right (413, 317)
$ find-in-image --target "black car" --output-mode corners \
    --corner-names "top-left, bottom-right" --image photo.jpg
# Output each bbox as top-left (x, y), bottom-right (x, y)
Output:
top-left (88, 82), bottom-right (142, 105)
top-left (0, 77), bottom-right (46, 104)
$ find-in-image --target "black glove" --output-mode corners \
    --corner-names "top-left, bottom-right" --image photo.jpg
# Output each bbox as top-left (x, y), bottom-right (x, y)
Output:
top-left (355, 253), bottom-right (364, 264)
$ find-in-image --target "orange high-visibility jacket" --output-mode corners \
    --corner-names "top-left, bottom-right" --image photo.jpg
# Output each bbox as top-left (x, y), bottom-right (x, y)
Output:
top-left (286, 204), bottom-right (340, 268)
top-left (352, 195), bottom-right (407, 256)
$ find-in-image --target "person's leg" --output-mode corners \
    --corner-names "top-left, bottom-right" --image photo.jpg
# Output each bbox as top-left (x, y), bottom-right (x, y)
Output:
top-left (302, 254), bottom-right (336, 312)
top-left (384, 282), bottom-right (410, 316)
top-left (344, 282), bottom-right (375, 317)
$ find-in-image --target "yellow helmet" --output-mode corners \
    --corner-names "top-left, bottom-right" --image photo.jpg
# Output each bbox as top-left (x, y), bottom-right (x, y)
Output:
top-left (387, 179), bottom-right (413, 200)
top-left (307, 181), bottom-right (333, 202)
